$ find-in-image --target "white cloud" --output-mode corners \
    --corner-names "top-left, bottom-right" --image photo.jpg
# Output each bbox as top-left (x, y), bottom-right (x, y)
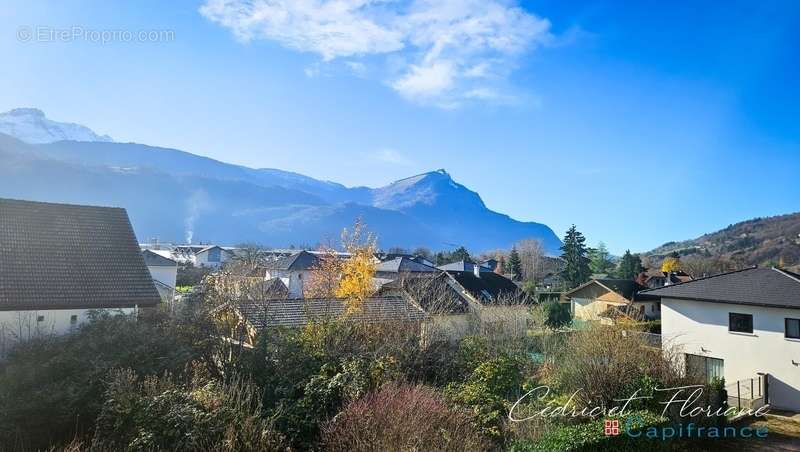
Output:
top-left (391, 61), bottom-right (456, 100)
top-left (371, 148), bottom-right (413, 166)
top-left (200, 0), bottom-right (405, 60)
top-left (201, 0), bottom-right (554, 107)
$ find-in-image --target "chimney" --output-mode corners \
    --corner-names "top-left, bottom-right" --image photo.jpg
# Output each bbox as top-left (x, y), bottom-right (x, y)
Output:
top-left (473, 262), bottom-right (481, 278)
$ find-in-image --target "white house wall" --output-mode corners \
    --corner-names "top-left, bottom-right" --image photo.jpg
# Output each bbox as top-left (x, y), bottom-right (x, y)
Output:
top-left (0, 307), bottom-right (135, 357)
top-left (662, 298), bottom-right (800, 411)
top-left (263, 269), bottom-right (310, 298)
top-left (147, 265), bottom-right (177, 288)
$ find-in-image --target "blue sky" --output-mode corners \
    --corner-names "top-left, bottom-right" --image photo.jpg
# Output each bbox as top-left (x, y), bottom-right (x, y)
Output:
top-left (2, 0), bottom-right (799, 254)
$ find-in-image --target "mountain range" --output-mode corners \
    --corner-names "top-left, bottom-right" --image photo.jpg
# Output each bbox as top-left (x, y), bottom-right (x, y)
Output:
top-left (0, 108), bottom-right (562, 254)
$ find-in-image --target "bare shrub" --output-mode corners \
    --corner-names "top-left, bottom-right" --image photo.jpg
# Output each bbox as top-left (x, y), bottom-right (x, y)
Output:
top-left (549, 324), bottom-right (683, 409)
top-left (322, 382), bottom-right (490, 452)
top-left (92, 369), bottom-right (287, 452)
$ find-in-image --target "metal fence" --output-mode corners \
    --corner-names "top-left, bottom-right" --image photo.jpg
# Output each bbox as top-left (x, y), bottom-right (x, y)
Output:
top-left (726, 374), bottom-right (767, 411)
top-left (620, 329), bottom-right (662, 348)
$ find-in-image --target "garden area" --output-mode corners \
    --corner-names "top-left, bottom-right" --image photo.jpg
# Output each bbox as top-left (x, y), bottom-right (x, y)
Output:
top-left (0, 300), bottom-right (748, 451)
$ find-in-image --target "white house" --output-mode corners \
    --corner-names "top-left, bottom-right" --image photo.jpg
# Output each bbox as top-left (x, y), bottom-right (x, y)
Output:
top-left (194, 245), bottom-right (234, 268)
top-left (142, 249), bottom-right (178, 300)
top-left (641, 267), bottom-right (800, 411)
top-left (0, 198), bottom-right (161, 357)
top-left (257, 250), bottom-right (321, 298)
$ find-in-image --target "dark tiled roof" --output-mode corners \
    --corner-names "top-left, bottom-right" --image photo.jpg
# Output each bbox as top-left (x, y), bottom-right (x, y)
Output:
top-left (196, 245), bottom-right (234, 256)
top-left (447, 271), bottom-right (525, 304)
top-left (241, 277), bottom-right (289, 301)
top-left (639, 267), bottom-right (800, 309)
top-left (598, 279), bottom-right (649, 300)
top-left (142, 249), bottom-right (177, 267)
top-left (377, 273), bottom-right (470, 314)
top-left (0, 198), bottom-right (160, 310)
top-left (266, 250), bottom-right (320, 271)
top-left (375, 256), bottom-right (437, 273)
top-left (235, 296), bottom-right (427, 331)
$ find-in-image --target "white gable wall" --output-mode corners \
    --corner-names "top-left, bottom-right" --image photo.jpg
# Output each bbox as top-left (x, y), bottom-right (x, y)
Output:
top-left (0, 307), bottom-right (135, 358)
top-left (662, 297), bottom-right (800, 411)
top-left (263, 269), bottom-right (311, 298)
top-left (147, 265), bottom-right (177, 288)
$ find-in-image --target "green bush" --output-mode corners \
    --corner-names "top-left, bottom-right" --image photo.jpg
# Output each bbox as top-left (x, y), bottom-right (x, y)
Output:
top-left (542, 301), bottom-right (572, 330)
top-left (509, 411), bottom-right (669, 452)
top-left (246, 326), bottom-right (407, 449)
top-left (447, 356), bottom-right (523, 441)
top-left (0, 312), bottom-right (200, 450)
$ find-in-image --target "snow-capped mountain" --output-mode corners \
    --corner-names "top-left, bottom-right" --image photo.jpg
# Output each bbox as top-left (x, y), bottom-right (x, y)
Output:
top-left (0, 108), bottom-right (113, 144)
top-left (0, 109), bottom-right (561, 253)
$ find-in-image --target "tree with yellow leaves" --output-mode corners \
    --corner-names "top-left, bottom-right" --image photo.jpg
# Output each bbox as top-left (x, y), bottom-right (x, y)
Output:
top-left (335, 219), bottom-right (377, 313)
top-left (661, 252), bottom-right (682, 273)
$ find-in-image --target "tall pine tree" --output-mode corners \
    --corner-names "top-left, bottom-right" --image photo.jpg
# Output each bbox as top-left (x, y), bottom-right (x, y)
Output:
top-left (506, 246), bottom-right (522, 280)
top-left (616, 250), bottom-right (644, 279)
top-left (588, 242), bottom-right (614, 275)
top-left (560, 225), bottom-right (591, 289)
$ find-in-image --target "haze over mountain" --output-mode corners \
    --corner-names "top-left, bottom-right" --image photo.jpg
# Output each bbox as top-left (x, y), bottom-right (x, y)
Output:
top-left (0, 109), bottom-right (562, 254)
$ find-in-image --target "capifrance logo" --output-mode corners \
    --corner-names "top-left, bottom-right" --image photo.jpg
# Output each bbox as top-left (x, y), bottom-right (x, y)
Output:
top-left (619, 415), bottom-right (769, 440)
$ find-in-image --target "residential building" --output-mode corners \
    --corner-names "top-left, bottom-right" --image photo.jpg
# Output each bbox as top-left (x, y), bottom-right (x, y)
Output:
top-left (379, 264), bottom-right (531, 339)
top-left (377, 272), bottom-right (472, 340)
top-left (215, 296), bottom-right (426, 346)
top-left (0, 198), bottom-right (160, 356)
top-left (437, 260), bottom-right (491, 273)
top-left (194, 245), bottom-right (234, 268)
top-left (641, 267), bottom-right (800, 411)
top-left (378, 253), bottom-right (435, 267)
top-left (644, 271), bottom-right (694, 289)
top-left (446, 267), bottom-right (532, 335)
top-left (258, 250), bottom-right (321, 297)
top-left (142, 249), bottom-right (178, 300)
top-left (480, 258), bottom-right (499, 272)
top-left (566, 279), bottom-right (657, 322)
top-left (374, 256), bottom-right (437, 285)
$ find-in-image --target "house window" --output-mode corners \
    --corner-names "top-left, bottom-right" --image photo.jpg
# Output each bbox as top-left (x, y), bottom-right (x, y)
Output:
top-left (786, 318), bottom-right (800, 339)
top-left (685, 354), bottom-right (724, 383)
top-left (655, 302), bottom-right (661, 311)
top-left (37, 315), bottom-right (44, 322)
top-left (729, 313), bottom-right (753, 334)
top-left (70, 315), bottom-right (78, 324)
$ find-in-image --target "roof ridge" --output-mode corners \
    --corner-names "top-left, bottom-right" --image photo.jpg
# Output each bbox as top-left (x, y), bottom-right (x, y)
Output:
top-left (774, 267), bottom-right (800, 285)
top-left (639, 265), bottom-right (759, 293)
top-left (0, 196), bottom-right (124, 211)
